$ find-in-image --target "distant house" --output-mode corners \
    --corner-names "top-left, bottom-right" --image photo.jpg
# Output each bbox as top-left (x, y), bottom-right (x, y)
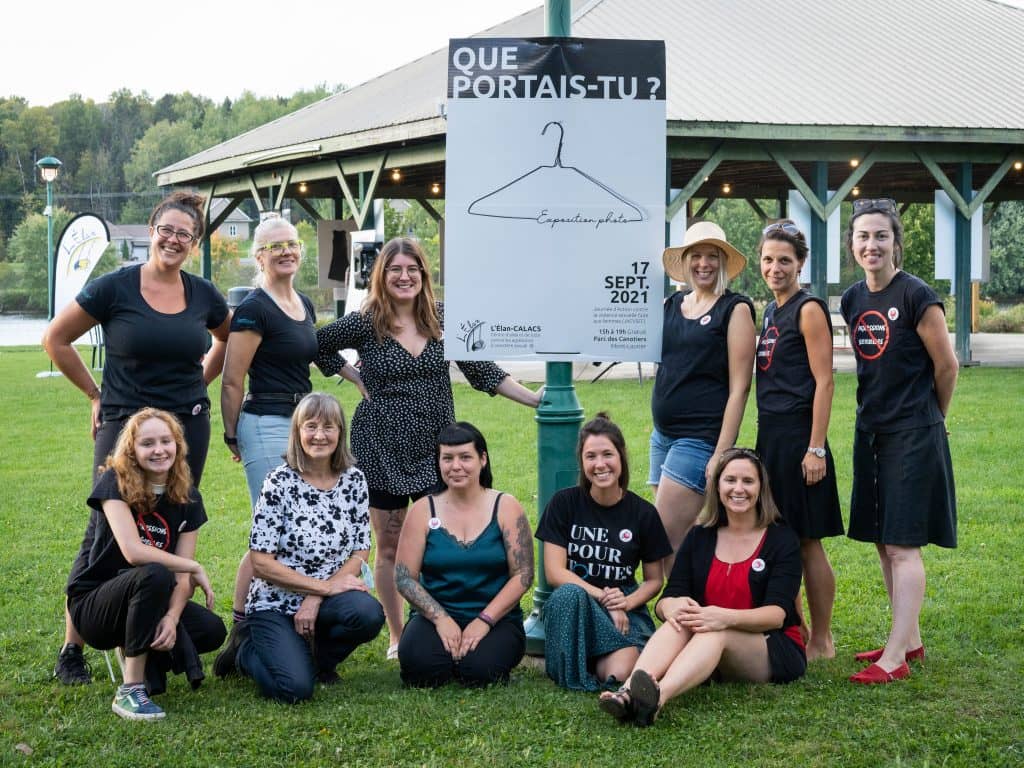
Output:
top-left (106, 223), bottom-right (151, 264)
top-left (210, 199), bottom-right (253, 240)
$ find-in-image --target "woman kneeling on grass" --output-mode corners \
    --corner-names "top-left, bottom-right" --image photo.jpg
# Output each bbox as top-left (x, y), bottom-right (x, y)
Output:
top-left (394, 422), bottom-right (534, 687)
top-left (599, 448), bottom-right (804, 726)
top-left (232, 393), bottom-right (385, 703)
top-left (65, 408), bottom-right (225, 721)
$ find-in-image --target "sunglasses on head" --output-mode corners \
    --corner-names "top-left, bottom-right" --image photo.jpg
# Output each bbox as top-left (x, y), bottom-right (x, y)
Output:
top-left (762, 221), bottom-right (802, 237)
top-left (852, 198), bottom-right (898, 215)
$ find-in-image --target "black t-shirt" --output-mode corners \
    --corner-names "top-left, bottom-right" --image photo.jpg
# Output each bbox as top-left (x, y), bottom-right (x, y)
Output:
top-left (231, 288), bottom-right (317, 417)
top-left (652, 290), bottom-right (754, 442)
top-left (66, 468), bottom-right (207, 597)
top-left (535, 487), bottom-right (672, 590)
top-left (840, 271), bottom-right (944, 433)
top-left (756, 290), bottom-right (831, 416)
top-left (76, 265), bottom-right (229, 416)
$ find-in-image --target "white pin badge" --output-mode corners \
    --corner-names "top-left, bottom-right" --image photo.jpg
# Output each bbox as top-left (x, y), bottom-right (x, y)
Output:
top-left (888, 307), bottom-right (900, 321)
top-left (619, 529), bottom-right (633, 543)
top-left (700, 315), bottom-right (711, 326)
top-left (428, 517), bottom-right (442, 530)
top-left (751, 558), bottom-right (766, 573)
top-left (191, 403), bottom-right (202, 416)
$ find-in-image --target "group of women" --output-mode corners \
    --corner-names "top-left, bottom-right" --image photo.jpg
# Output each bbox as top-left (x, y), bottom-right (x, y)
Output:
top-left (43, 191), bottom-right (957, 724)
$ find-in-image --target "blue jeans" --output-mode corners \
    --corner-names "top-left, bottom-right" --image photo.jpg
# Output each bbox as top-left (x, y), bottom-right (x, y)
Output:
top-left (236, 411), bottom-right (291, 506)
top-left (237, 591), bottom-right (384, 703)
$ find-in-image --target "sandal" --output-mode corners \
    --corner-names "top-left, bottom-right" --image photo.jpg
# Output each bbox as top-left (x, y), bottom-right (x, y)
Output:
top-left (629, 669), bottom-right (661, 727)
top-left (598, 686), bottom-right (633, 723)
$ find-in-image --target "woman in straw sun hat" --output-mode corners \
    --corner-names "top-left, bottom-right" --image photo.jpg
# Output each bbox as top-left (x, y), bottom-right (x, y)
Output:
top-left (649, 221), bottom-right (756, 572)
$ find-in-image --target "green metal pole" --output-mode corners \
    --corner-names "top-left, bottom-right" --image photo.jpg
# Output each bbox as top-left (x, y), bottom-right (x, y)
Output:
top-left (524, 0), bottom-right (583, 656)
top-left (45, 181), bottom-right (55, 320)
top-left (954, 163), bottom-right (974, 364)
top-left (809, 161), bottom-right (828, 300)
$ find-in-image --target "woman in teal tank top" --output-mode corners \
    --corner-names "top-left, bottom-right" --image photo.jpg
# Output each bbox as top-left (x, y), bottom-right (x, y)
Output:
top-left (395, 422), bottom-right (534, 687)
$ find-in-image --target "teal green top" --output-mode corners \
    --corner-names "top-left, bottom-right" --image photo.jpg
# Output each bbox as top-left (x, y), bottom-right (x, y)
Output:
top-left (418, 492), bottom-right (522, 625)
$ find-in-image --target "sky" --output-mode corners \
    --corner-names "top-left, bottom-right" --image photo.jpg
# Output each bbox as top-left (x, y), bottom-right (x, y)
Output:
top-left (3, 0), bottom-right (543, 107)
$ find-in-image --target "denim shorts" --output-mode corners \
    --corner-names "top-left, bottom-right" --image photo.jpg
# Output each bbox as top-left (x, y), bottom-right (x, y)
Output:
top-left (648, 428), bottom-right (715, 494)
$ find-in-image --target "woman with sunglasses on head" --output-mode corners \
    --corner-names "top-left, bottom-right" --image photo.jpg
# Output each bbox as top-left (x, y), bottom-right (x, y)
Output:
top-left (841, 198), bottom-right (957, 684)
top-left (66, 408), bottom-right (225, 721)
top-left (394, 422), bottom-right (533, 687)
top-left (44, 191), bottom-right (231, 686)
top-left (755, 219), bottom-right (844, 661)
top-left (215, 216), bottom-right (323, 675)
top-left (598, 448), bottom-right (804, 727)
top-left (315, 237), bottom-right (542, 661)
top-left (651, 222), bottom-right (756, 571)
top-left (537, 413), bottom-right (671, 691)
top-left (234, 393), bottom-right (385, 702)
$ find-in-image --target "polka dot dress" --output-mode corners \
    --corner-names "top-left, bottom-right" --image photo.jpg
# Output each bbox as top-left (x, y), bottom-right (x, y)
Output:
top-left (315, 303), bottom-right (507, 496)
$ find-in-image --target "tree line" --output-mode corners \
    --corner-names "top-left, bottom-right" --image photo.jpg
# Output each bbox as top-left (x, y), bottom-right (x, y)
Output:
top-left (1, 86), bottom-right (1022, 314)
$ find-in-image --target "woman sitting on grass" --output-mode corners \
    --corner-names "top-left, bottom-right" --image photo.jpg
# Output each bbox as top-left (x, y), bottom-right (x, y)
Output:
top-left (65, 408), bottom-right (225, 721)
top-left (599, 448), bottom-right (804, 726)
top-left (395, 422), bottom-right (534, 687)
top-left (537, 413), bottom-right (671, 691)
top-left (231, 393), bottom-right (385, 703)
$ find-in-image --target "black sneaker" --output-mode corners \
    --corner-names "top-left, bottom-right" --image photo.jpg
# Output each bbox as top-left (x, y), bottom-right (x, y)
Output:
top-left (212, 622), bottom-right (243, 678)
top-left (54, 644), bottom-right (92, 685)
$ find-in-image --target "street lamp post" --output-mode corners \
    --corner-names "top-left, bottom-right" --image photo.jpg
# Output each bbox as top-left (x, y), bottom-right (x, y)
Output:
top-left (36, 156), bottom-right (63, 320)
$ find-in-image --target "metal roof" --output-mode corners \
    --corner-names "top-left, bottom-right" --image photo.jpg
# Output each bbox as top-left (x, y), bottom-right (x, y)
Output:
top-left (158, 0), bottom-right (1024, 185)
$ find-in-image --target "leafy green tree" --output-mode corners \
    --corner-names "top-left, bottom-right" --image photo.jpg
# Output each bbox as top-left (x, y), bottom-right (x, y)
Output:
top-left (52, 95), bottom-right (104, 187)
top-left (987, 201), bottom-right (1024, 299)
top-left (1, 106), bottom-right (58, 192)
top-left (5, 206), bottom-right (74, 310)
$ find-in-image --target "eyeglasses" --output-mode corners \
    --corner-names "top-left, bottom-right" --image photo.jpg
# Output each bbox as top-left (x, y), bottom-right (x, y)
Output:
top-left (385, 265), bottom-right (422, 278)
top-left (852, 198), bottom-right (898, 215)
top-left (301, 422), bottom-right (339, 436)
top-left (762, 221), bottom-right (802, 237)
top-left (154, 224), bottom-right (197, 244)
top-left (257, 240), bottom-right (303, 256)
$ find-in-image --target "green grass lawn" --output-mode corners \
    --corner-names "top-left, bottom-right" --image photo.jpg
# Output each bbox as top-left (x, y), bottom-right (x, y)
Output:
top-left (1, 346), bottom-right (1022, 767)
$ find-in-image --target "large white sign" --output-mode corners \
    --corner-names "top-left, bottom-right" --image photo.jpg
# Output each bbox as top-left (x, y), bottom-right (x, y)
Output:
top-left (55, 213), bottom-right (109, 313)
top-left (934, 190), bottom-right (986, 287)
top-left (444, 38), bottom-right (666, 362)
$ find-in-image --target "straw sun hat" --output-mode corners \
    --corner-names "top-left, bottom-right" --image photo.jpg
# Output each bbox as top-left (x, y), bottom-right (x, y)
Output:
top-left (662, 221), bottom-right (747, 283)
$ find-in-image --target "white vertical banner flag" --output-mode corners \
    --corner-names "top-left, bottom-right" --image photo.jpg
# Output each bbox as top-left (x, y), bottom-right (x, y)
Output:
top-left (55, 213), bottom-right (109, 313)
top-left (934, 190), bottom-right (984, 289)
top-left (444, 38), bottom-right (666, 362)
top-left (787, 191), bottom-right (840, 284)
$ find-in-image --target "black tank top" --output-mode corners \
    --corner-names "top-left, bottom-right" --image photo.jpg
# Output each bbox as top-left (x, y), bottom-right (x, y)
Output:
top-left (756, 290), bottom-right (831, 416)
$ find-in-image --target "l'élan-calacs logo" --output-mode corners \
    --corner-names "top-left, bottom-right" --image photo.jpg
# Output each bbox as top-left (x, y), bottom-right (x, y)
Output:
top-left (457, 319), bottom-right (487, 353)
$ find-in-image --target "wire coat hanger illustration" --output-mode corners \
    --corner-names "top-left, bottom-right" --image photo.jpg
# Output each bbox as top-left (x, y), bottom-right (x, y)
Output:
top-left (467, 121), bottom-right (646, 222)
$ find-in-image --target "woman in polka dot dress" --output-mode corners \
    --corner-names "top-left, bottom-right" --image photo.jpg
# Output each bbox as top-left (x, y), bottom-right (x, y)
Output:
top-left (315, 237), bottom-right (542, 658)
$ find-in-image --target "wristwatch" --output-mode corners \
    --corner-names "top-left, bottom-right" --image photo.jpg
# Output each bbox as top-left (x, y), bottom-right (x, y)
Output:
top-left (806, 446), bottom-right (826, 458)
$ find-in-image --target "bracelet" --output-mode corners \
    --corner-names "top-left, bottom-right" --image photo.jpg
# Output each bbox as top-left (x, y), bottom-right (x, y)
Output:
top-left (478, 610), bottom-right (495, 628)
top-left (223, 433), bottom-right (238, 446)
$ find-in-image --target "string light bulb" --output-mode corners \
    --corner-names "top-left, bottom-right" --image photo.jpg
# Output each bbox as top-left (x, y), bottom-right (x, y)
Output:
top-left (721, 183), bottom-right (732, 195)
top-left (1015, 161), bottom-right (1023, 171)
top-left (852, 186), bottom-right (860, 197)
top-left (431, 182), bottom-right (441, 195)
top-left (391, 168), bottom-right (402, 182)
top-left (850, 158), bottom-right (860, 168)
top-left (298, 182), bottom-right (308, 194)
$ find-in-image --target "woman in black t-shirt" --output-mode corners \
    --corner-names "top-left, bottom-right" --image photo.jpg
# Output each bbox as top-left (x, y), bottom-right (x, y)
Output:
top-left (537, 414), bottom-right (671, 691)
top-left (755, 220), bottom-right (843, 661)
top-left (651, 222), bottom-right (756, 570)
top-left (66, 408), bottom-right (225, 721)
top-left (840, 199), bottom-right (958, 685)
top-left (44, 191), bottom-right (231, 685)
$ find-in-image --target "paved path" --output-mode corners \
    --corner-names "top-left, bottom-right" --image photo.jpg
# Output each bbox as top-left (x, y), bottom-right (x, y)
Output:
top-left (3, 316), bottom-right (1021, 382)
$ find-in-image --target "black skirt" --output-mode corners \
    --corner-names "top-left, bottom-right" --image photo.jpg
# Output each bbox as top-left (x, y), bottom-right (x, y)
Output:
top-left (756, 412), bottom-right (845, 540)
top-left (849, 423), bottom-right (956, 548)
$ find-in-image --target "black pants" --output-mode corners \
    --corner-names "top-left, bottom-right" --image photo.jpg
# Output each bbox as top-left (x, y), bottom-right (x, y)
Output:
top-left (69, 563), bottom-right (224, 658)
top-left (398, 613), bottom-right (525, 688)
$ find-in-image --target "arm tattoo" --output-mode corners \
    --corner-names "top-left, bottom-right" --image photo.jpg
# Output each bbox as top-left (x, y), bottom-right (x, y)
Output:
top-left (503, 513), bottom-right (535, 589)
top-left (395, 562), bottom-right (447, 621)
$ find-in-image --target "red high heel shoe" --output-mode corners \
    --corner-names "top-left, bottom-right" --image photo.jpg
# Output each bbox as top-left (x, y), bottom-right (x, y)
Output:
top-left (854, 646), bottom-right (925, 665)
top-left (849, 662), bottom-right (911, 684)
